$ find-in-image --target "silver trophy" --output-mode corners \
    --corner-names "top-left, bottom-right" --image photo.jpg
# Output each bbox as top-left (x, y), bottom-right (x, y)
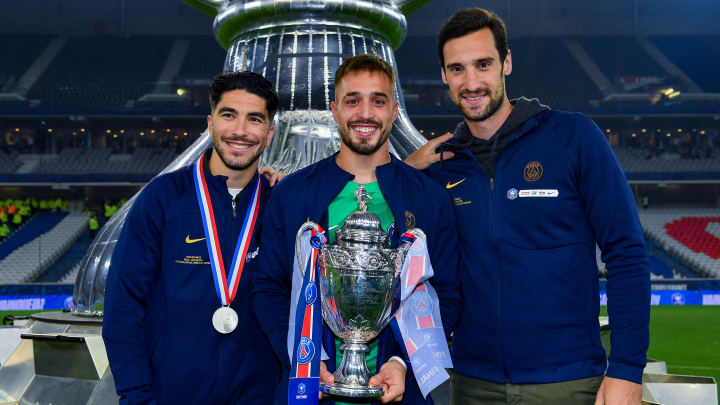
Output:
top-left (295, 185), bottom-right (423, 398)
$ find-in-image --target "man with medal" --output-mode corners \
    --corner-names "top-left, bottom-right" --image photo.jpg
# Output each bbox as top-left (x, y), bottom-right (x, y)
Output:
top-left (103, 71), bottom-right (283, 404)
top-left (251, 54), bottom-right (462, 405)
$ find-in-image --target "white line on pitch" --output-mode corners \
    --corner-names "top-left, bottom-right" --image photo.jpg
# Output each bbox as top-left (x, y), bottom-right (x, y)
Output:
top-left (668, 365), bottom-right (720, 371)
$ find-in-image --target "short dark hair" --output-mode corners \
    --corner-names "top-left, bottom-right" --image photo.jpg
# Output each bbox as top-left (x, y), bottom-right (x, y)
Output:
top-left (334, 54), bottom-right (396, 96)
top-left (437, 8), bottom-right (509, 69)
top-left (208, 71), bottom-right (279, 120)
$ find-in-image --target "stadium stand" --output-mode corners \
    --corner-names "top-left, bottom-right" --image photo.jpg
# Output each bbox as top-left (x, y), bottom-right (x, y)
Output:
top-left (0, 34), bottom-right (716, 115)
top-left (176, 36), bottom-right (225, 87)
top-left (33, 229), bottom-right (91, 282)
top-left (579, 36), bottom-right (666, 83)
top-left (60, 262), bottom-right (82, 284)
top-left (0, 212), bottom-right (65, 261)
top-left (395, 36), bottom-right (442, 86)
top-left (644, 237), bottom-right (704, 279)
top-left (596, 245), bottom-right (679, 279)
top-left (0, 152), bottom-right (22, 174)
top-left (506, 37), bottom-right (603, 111)
top-left (0, 34), bottom-right (51, 91)
top-left (30, 147), bottom-right (176, 175)
top-left (614, 146), bottom-right (720, 173)
top-left (639, 208), bottom-right (720, 278)
top-left (0, 211), bottom-right (87, 284)
top-left (26, 36), bottom-right (173, 111)
top-left (650, 35), bottom-right (720, 93)
top-left (134, 36), bottom-right (226, 114)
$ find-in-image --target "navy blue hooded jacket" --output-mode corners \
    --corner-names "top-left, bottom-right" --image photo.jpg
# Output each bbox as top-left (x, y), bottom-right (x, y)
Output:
top-left (251, 154), bottom-right (462, 404)
top-left (103, 156), bottom-right (281, 405)
top-left (426, 110), bottom-right (650, 385)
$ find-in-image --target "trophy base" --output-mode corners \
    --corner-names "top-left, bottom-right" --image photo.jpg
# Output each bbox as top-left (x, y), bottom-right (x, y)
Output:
top-left (320, 382), bottom-right (384, 398)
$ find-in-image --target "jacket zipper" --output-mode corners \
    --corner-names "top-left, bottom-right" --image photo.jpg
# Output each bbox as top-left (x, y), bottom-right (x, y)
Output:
top-left (488, 174), bottom-right (508, 378)
top-left (457, 153), bottom-right (508, 375)
top-left (452, 119), bottom-right (544, 381)
top-left (218, 336), bottom-right (224, 404)
top-left (459, 152), bottom-right (508, 379)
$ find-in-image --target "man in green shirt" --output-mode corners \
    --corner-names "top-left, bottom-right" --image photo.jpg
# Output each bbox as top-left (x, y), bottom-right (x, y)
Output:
top-left (0, 223), bottom-right (9, 241)
top-left (253, 54), bottom-right (462, 405)
top-left (12, 212), bottom-right (22, 228)
top-left (89, 214), bottom-right (99, 239)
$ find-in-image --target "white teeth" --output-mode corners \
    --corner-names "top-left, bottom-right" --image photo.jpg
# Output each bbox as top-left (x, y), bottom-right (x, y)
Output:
top-left (352, 127), bottom-right (376, 133)
top-left (228, 142), bottom-right (250, 150)
top-left (465, 96), bottom-right (483, 101)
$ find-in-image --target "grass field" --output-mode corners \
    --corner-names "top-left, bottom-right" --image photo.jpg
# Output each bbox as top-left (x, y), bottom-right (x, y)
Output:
top-left (601, 305), bottom-right (720, 399)
top-left (0, 310), bottom-right (40, 325)
top-left (2, 306), bottom-right (718, 398)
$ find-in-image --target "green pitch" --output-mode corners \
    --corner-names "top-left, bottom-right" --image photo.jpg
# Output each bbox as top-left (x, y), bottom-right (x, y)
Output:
top-left (601, 305), bottom-right (720, 398)
top-left (0, 310), bottom-right (40, 325)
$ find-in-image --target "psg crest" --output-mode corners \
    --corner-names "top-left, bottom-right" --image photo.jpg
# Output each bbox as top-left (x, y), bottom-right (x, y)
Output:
top-left (297, 337), bottom-right (315, 365)
top-left (304, 283), bottom-right (317, 306)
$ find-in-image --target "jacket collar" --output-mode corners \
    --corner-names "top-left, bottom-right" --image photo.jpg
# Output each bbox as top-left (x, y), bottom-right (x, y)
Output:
top-left (305, 153), bottom-right (413, 235)
top-left (438, 109), bottom-right (553, 162)
top-left (199, 148), bottom-right (261, 208)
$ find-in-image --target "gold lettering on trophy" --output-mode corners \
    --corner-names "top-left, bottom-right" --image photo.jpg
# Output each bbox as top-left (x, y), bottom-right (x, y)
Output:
top-left (175, 255), bottom-right (210, 265)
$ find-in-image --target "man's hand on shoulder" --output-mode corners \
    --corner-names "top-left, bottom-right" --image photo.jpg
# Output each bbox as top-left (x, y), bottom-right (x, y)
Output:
top-left (259, 166), bottom-right (287, 187)
top-left (369, 358), bottom-right (406, 403)
top-left (404, 133), bottom-right (455, 170)
top-left (594, 376), bottom-right (642, 405)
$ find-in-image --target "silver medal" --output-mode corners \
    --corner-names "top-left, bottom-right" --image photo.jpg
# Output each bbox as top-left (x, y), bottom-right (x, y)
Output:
top-left (212, 306), bottom-right (238, 334)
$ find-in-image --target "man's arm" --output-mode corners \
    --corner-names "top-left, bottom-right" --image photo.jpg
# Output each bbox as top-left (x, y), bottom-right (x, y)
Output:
top-left (404, 133), bottom-right (455, 170)
top-left (102, 182), bottom-right (165, 404)
top-left (570, 115), bottom-right (649, 390)
top-left (259, 166), bottom-right (287, 187)
top-left (251, 189), bottom-right (293, 368)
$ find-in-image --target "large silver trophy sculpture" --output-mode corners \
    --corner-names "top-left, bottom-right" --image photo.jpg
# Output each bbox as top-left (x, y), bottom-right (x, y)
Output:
top-left (72, 0), bottom-right (430, 317)
top-left (296, 185), bottom-right (423, 398)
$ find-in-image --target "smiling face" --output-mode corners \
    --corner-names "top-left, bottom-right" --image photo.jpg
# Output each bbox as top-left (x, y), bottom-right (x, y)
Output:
top-left (330, 70), bottom-right (398, 156)
top-left (441, 28), bottom-right (511, 122)
top-left (207, 89), bottom-right (275, 172)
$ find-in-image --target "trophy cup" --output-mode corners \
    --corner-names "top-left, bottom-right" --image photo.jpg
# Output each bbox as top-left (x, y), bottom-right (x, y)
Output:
top-left (296, 185), bottom-right (423, 398)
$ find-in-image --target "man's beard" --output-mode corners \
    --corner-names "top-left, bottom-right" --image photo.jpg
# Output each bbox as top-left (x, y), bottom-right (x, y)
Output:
top-left (211, 135), bottom-right (263, 171)
top-left (338, 120), bottom-right (391, 156)
top-left (453, 75), bottom-right (505, 122)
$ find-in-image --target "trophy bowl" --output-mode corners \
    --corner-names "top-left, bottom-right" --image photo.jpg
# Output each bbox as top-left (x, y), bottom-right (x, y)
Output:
top-left (296, 185), bottom-right (418, 398)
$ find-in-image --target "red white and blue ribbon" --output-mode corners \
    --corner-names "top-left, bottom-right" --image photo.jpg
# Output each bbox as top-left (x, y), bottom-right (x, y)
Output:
top-left (192, 154), bottom-right (261, 307)
top-left (391, 232), bottom-right (453, 398)
top-left (289, 228), bottom-right (326, 405)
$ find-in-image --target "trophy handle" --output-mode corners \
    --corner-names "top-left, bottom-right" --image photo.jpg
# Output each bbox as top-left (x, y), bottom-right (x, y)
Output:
top-left (375, 227), bottom-right (429, 332)
top-left (400, 228), bottom-right (426, 259)
top-left (295, 221), bottom-right (321, 276)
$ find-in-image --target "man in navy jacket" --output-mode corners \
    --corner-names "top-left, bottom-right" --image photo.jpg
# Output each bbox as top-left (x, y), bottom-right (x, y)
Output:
top-left (252, 55), bottom-right (462, 404)
top-left (103, 71), bottom-right (283, 404)
top-left (406, 8), bottom-right (650, 405)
